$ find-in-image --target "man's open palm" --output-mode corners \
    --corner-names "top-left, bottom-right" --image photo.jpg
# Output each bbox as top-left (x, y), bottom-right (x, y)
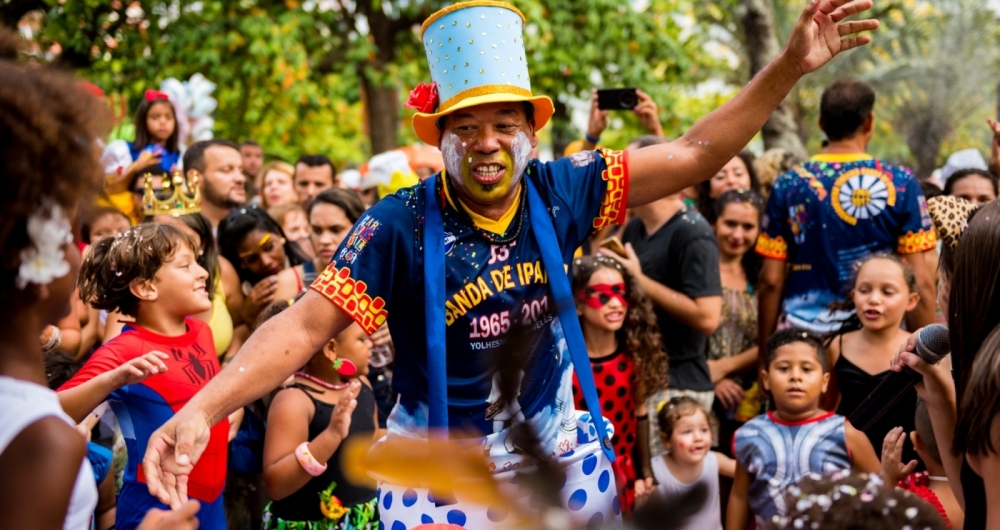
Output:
top-left (785, 0), bottom-right (879, 76)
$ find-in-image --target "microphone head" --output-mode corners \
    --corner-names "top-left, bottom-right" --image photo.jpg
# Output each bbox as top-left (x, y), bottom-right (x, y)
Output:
top-left (915, 324), bottom-right (950, 364)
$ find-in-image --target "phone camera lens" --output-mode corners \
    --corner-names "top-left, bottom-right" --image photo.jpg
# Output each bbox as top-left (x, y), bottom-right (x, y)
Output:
top-left (620, 92), bottom-right (637, 109)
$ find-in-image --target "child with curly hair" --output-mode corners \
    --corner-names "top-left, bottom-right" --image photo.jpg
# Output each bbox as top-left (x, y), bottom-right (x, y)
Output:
top-left (571, 254), bottom-right (669, 513)
top-left (0, 30), bottom-right (196, 530)
top-left (60, 224), bottom-right (230, 529)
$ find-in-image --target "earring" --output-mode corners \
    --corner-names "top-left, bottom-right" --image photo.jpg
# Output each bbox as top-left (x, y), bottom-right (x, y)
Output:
top-left (332, 358), bottom-right (358, 378)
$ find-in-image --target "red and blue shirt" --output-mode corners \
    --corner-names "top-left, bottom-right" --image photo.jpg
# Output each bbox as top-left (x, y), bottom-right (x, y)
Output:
top-left (61, 318), bottom-right (228, 504)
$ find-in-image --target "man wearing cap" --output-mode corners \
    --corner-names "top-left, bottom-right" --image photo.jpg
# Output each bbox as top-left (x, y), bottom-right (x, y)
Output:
top-left (145, 0), bottom-right (878, 526)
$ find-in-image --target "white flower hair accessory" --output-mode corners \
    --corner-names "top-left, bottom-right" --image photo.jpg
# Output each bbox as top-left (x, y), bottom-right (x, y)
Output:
top-left (17, 202), bottom-right (74, 289)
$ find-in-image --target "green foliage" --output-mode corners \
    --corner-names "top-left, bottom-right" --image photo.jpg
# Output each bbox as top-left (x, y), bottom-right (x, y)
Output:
top-left (517, 0), bottom-right (727, 149)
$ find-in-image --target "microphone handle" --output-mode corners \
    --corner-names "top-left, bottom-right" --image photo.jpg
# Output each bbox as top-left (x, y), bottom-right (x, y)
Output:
top-left (847, 366), bottom-right (921, 432)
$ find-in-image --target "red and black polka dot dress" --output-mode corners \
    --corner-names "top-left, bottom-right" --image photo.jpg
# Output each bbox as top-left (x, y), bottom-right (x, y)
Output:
top-left (571, 348), bottom-right (638, 513)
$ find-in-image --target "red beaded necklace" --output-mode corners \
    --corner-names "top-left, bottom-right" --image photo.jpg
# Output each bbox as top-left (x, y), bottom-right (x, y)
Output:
top-left (294, 371), bottom-right (348, 390)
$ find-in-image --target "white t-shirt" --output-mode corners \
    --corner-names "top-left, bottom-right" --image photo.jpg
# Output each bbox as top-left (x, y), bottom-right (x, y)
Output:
top-left (651, 451), bottom-right (722, 530)
top-left (0, 376), bottom-right (97, 529)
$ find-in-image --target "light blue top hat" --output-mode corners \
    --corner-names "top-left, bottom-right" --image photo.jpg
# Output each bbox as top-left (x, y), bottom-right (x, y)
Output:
top-left (410, 1), bottom-right (554, 145)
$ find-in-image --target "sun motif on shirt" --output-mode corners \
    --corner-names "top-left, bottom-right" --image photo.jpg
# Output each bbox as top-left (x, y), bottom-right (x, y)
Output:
top-left (830, 167), bottom-right (896, 225)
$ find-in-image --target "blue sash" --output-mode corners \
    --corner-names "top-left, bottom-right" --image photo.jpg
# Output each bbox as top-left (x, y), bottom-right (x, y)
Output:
top-left (422, 173), bottom-right (616, 462)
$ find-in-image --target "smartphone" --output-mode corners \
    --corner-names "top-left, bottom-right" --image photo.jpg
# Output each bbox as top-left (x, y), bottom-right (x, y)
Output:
top-left (597, 88), bottom-right (638, 110)
top-left (599, 236), bottom-right (627, 257)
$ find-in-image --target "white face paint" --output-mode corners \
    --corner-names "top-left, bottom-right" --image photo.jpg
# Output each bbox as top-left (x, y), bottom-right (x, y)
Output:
top-left (440, 129), bottom-right (533, 202)
top-left (440, 131), bottom-right (468, 191)
top-left (510, 131), bottom-right (532, 187)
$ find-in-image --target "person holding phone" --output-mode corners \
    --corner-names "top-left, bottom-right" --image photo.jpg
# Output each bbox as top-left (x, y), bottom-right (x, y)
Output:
top-left (582, 88), bottom-right (664, 151)
top-left (101, 90), bottom-right (182, 223)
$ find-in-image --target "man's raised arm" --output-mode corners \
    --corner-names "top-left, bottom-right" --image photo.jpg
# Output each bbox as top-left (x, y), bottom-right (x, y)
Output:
top-left (628, 0), bottom-right (877, 206)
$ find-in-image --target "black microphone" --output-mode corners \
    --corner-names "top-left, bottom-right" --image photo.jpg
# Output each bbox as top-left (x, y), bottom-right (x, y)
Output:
top-left (848, 324), bottom-right (950, 431)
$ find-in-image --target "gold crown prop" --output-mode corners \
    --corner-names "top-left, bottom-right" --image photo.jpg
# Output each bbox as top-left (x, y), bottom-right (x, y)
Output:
top-left (143, 171), bottom-right (201, 217)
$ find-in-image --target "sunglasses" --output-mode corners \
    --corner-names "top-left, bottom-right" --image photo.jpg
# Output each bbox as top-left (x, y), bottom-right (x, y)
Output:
top-left (576, 283), bottom-right (629, 309)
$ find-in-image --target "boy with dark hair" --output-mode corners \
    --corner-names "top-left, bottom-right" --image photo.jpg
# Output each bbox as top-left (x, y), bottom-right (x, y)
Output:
top-left (59, 224), bottom-right (229, 529)
top-left (726, 327), bottom-right (880, 529)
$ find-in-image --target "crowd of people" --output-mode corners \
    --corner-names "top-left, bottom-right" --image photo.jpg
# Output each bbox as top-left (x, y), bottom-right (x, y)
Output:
top-left (4, 0), bottom-right (1000, 529)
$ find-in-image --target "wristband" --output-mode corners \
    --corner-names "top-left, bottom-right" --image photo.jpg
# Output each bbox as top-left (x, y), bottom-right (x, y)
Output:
top-left (294, 442), bottom-right (328, 476)
top-left (42, 326), bottom-right (62, 354)
top-left (584, 133), bottom-right (601, 144)
top-left (637, 414), bottom-right (648, 421)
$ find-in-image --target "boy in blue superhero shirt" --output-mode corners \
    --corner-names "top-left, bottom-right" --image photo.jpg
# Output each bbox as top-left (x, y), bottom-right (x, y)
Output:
top-left (146, 0), bottom-right (880, 526)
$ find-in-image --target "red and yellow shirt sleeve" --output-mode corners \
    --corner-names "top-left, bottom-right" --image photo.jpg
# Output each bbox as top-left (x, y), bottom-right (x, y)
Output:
top-left (593, 148), bottom-right (629, 229)
top-left (756, 233), bottom-right (789, 261)
top-left (310, 265), bottom-right (389, 335)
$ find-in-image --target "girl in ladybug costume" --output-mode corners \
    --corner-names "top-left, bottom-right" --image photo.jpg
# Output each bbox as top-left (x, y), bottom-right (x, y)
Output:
top-left (571, 255), bottom-right (669, 515)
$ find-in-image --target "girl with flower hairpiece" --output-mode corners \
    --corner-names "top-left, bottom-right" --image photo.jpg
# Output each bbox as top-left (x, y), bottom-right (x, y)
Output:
top-left (100, 90), bottom-right (182, 223)
top-left (0, 34), bottom-right (198, 529)
top-left (571, 254), bottom-right (668, 514)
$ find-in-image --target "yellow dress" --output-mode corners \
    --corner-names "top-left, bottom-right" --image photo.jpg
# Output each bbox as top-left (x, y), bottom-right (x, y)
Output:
top-left (209, 273), bottom-right (233, 357)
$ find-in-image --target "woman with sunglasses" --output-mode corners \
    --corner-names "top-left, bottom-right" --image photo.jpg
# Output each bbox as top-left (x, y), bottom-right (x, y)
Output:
top-left (570, 254), bottom-right (668, 515)
top-left (706, 189), bottom-right (765, 452)
top-left (218, 205), bottom-right (310, 326)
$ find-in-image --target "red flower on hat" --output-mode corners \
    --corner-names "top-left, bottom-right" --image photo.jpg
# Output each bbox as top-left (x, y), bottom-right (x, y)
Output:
top-left (404, 82), bottom-right (439, 114)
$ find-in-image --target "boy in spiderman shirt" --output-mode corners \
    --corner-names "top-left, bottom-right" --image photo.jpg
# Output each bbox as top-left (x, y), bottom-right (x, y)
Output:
top-left (60, 224), bottom-right (230, 529)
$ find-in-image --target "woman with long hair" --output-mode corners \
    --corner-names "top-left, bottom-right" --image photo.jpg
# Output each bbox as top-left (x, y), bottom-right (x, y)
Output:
top-left (571, 254), bottom-right (668, 513)
top-left (892, 198), bottom-right (1000, 528)
top-left (706, 189), bottom-right (764, 451)
top-left (218, 205), bottom-right (309, 326)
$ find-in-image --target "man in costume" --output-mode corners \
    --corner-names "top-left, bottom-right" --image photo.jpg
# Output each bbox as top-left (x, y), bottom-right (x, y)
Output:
top-left (144, 0), bottom-right (879, 526)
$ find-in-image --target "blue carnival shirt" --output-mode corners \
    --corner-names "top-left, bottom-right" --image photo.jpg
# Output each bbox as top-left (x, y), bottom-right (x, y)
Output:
top-left (310, 149), bottom-right (628, 459)
top-left (756, 154), bottom-right (936, 332)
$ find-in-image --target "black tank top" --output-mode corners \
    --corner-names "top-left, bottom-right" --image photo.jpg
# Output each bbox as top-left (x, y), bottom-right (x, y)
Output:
top-left (834, 337), bottom-right (920, 466)
top-left (269, 382), bottom-right (378, 522)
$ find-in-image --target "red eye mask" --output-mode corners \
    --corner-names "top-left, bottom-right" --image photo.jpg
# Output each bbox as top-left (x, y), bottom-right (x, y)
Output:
top-left (576, 283), bottom-right (629, 309)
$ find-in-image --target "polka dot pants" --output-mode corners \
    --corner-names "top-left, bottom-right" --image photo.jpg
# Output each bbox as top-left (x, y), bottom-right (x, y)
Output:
top-left (375, 429), bottom-right (620, 529)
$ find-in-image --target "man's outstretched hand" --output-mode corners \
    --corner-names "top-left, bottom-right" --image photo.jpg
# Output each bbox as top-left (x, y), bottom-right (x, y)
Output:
top-left (143, 410), bottom-right (212, 508)
top-left (782, 0), bottom-right (879, 76)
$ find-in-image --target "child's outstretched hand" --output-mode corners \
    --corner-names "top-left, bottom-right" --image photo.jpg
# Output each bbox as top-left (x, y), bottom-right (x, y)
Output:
top-left (881, 426), bottom-right (917, 487)
top-left (634, 477), bottom-right (655, 507)
top-left (136, 500), bottom-right (200, 530)
top-left (327, 381), bottom-right (361, 441)
top-left (113, 351), bottom-right (169, 387)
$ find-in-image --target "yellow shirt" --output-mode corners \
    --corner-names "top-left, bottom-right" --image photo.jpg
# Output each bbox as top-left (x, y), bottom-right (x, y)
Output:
top-left (208, 273), bottom-right (233, 357)
top-left (441, 170), bottom-right (520, 234)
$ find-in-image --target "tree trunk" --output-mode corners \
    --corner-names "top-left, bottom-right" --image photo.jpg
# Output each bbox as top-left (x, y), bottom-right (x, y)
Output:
top-left (901, 104), bottom-right (950, 180)
top-left (739, 0), bottom-right (807, 159)
top-left (362, 76), bottom-right (400, 154)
